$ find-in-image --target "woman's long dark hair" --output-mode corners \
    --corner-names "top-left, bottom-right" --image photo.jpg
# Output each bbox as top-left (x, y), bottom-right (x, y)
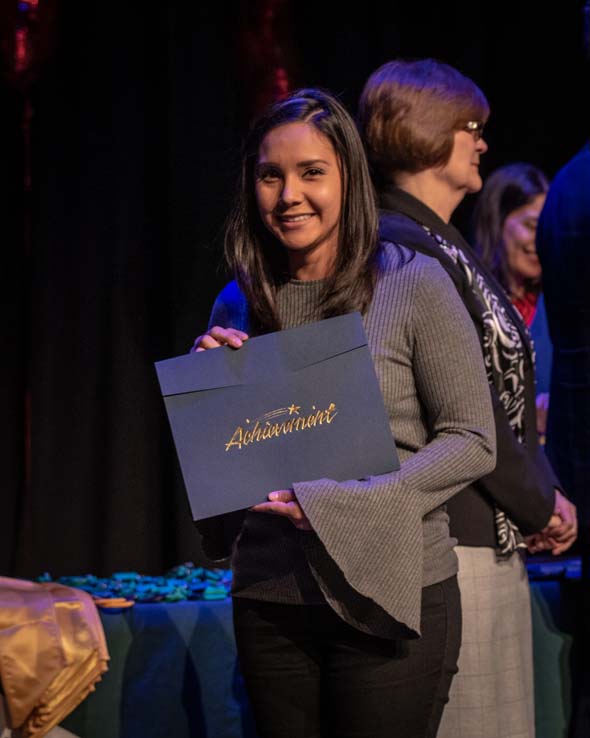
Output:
top-left (224, 88), bottom-right (380, 333)
top-left (473, 163), bottom-right (549, 293)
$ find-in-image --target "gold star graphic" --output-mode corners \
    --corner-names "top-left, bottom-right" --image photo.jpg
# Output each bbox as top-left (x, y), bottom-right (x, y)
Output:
top-left (287, 404), bottom-right (301, 415)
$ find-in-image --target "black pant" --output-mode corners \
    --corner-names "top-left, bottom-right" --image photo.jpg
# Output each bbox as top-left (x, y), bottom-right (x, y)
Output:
top-left (232, 576), bottom-right (461, 738)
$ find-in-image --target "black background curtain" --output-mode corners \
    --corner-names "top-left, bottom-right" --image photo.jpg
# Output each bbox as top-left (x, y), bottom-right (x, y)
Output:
top-left (2, 0), bottom-right (588, 578)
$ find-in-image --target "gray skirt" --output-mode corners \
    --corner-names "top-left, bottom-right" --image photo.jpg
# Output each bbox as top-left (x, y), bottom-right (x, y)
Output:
top-left (436, 546), bottom-right (535, 738)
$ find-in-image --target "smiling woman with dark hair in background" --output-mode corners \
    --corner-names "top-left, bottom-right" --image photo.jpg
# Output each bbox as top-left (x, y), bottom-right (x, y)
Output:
top-left (473, 163), bottom-right (552, 441)
top-left (359, 59), bottom-right (577, 738)
top-left (193, 87), bottom-right (496, 738)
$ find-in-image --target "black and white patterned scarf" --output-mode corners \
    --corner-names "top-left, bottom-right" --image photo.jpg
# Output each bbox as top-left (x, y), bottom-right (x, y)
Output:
top-left (423, 226), bottom-right (529, 556)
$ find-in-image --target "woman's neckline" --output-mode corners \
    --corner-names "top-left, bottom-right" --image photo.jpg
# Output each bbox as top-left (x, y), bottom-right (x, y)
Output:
top-left (285, 276), bottom-right (326, 286)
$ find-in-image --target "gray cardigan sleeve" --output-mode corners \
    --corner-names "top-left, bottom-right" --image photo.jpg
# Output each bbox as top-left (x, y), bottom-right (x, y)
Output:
top-left (293, 257), bottom-right (496, 636)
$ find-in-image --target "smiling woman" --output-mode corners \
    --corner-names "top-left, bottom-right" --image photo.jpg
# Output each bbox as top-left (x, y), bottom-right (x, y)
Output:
top-left (254, 122), bottom-right (342, 279)
top-left (473, 163), bottom-right (552, 432)
top-left (192, 87), bottom-right (497, 738)
top-left (503, 195), bottom-right (545, 283)
top-left (473, 163), bottom-right (549, 310)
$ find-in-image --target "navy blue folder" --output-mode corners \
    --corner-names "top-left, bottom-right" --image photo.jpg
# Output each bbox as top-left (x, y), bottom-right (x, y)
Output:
top-left (155, 312), bottom-right (399, 520)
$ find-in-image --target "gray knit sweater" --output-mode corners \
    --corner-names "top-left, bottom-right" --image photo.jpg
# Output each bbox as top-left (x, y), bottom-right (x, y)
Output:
top-left (207, 243), bottom-right (496, 637)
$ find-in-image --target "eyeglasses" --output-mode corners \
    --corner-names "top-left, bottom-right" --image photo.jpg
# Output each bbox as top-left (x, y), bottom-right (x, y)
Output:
top-left (462, 121), bottom-right (485, 141)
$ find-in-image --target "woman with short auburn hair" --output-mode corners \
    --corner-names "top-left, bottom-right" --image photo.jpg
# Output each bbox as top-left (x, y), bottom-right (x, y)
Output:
top-left (361, 58), bottom-right (489, 179)
top-left (359, 59), bottom-right (577, 738)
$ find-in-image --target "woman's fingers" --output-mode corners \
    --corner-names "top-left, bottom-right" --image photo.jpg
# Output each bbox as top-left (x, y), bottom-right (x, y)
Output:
top-left (251, 490), bottom-right (312, 530)
top-left (551, 491), bottom-right (578, 545)
top-left (193, 334), bottom-right (222, 351)
top-left (530, 507), bottom-right (578, 556)
top-left (551, 540), bottom-right (575, 556)
top-left (544, 514), bottom-right (562, 530)
top-left (268, 490), bottom-right (295, 503)
top-left (526, 534), bottom-right (552, 554)
top-left (192, 327), bottom-right (249, 352)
